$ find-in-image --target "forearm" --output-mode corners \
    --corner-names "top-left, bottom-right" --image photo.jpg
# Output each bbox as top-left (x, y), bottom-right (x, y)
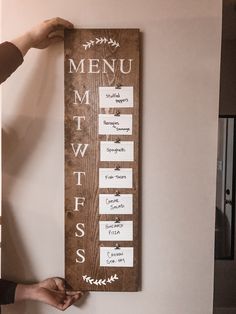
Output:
top-left (15, 283), bottom-right (39, 302)
top-left (10, 32), bottom-right (33, 57)
top-left (0, 18), bottom-right (73, 85)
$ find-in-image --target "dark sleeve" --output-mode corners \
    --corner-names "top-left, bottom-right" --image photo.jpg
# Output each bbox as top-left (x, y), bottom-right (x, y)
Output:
top-left (0, 279), bottom-right (17, 305)
top-left (0, 41), bottom-right (23, 84)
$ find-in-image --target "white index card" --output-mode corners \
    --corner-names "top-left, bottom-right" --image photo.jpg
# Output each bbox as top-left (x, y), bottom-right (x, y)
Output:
top-left (100, 141), bottom-right (134, 161)
top-left (99, 221), bottom-right (133, 241)
top-left (100, 247), bottom-right (134, 267)
top-left (99, 168), bottom-right (133, 188)
top-left (98, 114), bottom-right (132, 135)
top-left (99, 194), bottom-right (133, 214)
top-left (99, 86), bottom-right (133, 108)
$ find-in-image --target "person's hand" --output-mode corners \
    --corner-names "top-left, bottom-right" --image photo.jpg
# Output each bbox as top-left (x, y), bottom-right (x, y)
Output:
top-left (26, 17), bottom-right (74, 49)
top-left (10, 17), bottom-right (74, 56)
top-left (33, 277), bottom-right (83, 311)
top-left (15, 277), bottom-right (83, 311)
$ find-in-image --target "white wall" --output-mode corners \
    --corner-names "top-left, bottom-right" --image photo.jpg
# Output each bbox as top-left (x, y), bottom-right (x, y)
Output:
top-left (1, 1), bottom-right (222, 313)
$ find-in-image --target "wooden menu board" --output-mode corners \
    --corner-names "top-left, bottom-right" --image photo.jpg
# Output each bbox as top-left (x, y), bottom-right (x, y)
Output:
top-left (64, 29), bottom-right (140, 291)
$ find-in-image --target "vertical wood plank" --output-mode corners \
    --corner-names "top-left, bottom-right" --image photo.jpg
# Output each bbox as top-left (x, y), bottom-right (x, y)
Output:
top-left (65, 29), bottom-right (140, 291)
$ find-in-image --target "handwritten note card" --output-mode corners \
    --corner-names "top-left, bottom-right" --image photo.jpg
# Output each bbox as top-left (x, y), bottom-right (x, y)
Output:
top-left (99, 168), bottom-right (133, 188)
top-left (99, 221), bottom-right (133, 241)
top-left (100, 247), bottom-right (134, 267)
top-left (99, 194), bottom-right (133, 214)
top-left (98, 114), bottom-right (132, 135)
top-left (99, 86), bottom-right (133, 108)
top-left (100, 141), bottom-right (134, 161)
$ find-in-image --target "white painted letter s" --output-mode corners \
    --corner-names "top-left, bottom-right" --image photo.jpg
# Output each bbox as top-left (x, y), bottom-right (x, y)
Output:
top-left (76, 249), bottom-right (85, 263)
top-left (75, 223), bottom-right (85, 238)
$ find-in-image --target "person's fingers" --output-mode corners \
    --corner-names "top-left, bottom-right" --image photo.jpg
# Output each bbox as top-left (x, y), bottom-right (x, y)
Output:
top-left (48, 36), bottom-right (64, 46)
top-left (48, 30), bottom-right (64, 39)
top-left (45, 17), bottom-right (74, 31)
top-left (35, 36), bottom-right (63, 49)
top-left (53, 278), bottom-right (66, 291)
top-left (38, 289), bottom-right (82, 311)
top-left (65, 290), bottom-right (83, 296)
top-left (60, 294), bottom-right (82, 311)
top-left (64, 281), bottom-right (73, 291)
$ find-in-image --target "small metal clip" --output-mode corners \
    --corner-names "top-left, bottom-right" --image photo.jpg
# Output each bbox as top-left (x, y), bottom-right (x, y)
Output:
top-left (115, 243), bottom-right (120, 249)
top-left (115, 138), bottom-right (121, 144)
top-left (114, 110), bottom-right (120, 116)
top-left (115, 83), bottom-right (122, 89)
top-left (115, 217), bottom-right (120, 223)
top-left (115, 165), bottom-right (120, 171)
top-left (115, 190), bottom-right (120, 196)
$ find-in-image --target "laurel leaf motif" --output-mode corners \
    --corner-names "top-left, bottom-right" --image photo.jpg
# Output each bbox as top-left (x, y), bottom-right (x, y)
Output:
top-left (82, 274), bottom-right (118, 286)
top-left (83, 37), bottom-right (120, 50)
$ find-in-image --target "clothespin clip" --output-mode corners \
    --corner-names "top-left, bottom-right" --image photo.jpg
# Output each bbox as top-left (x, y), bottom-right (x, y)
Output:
top-left (115, 243), bottom-right (120, 249)
top-left (115, 83), bottom-right (122, 89)
top-left (115, 138), bottom-right (121, 143)
top-left (115, 190), bottom-right (120, 196)
top-left (114, 110), bottom-right (120, 116)
top-left (115, 165), bottom-right (120, 171)
top-left (115, 217), bottom-right (120, 223)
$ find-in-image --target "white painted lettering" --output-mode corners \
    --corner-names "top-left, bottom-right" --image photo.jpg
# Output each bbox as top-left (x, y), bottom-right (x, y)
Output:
top-left (89, 59), bottom-right (99, 73)
top-left (120, 59), bottom-right (133, 74)
top-left (74, 197), bottom-right (85, 211)
top-left (73, 172), bottom-right (85, 185)
top-left (76, 249), bottom-right (85, 263)
top-left (68, 59), bottom-right (133, 74)
top-left (74, 90), bottom-right (90, 105)
top-left (71, 143), bottom-right (89, 158)
top-left (69, 58), bottom-right (85, 73)
top-left (75, 223), bottom-right (85, 237)
top-left (102, 59), bottom-right (116, 73)
top-left (73, 116), bottom-right (85, 130)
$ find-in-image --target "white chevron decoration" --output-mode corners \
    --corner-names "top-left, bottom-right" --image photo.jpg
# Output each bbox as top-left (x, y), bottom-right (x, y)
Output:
top-left (82, 274), bottom-right (119, 286)
top-left (83, 37), bottom-right (120, 50)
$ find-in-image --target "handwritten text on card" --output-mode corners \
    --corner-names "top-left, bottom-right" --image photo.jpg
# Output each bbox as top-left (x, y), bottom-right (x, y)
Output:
top-left (100, 247), bottom-right (134, 267)
top-left (100, 141), bottom-right (134, 161)
top-left (99, 194), bottom-right (133, 214)
top-left (99, 221), bottom-right (133, 241)
top-left (99, 86), bottom-right (133, 108)
top-left (99, 168), bottom-right (133, 188)
top-left (98, 114), bottom-right (132, 135)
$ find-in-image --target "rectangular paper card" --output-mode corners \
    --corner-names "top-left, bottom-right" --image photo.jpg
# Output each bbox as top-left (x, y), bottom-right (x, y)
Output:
top-left (99, 86), bottom-right (133, 108)
top-left (99, 114), bottom-right (132, 135)
top-left (100, 141), bottom-right (134, 161)
top-left (99, 221), bottom-right (133, 241)
top-left (99, 168), bottom-right (133, 188)
top-left (99, 194), bottom-right (133, 214)
top-left (100, 247), bottom-right (134, 267)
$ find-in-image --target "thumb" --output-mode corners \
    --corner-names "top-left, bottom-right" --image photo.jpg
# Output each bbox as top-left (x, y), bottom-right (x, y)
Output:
top-left (49, 36), bottom-right (64, 45)
top-left (48, 30), bottom-right (64, 39)
top-left (54, 278), bottom-right (66, 291)
top-left (60, 294), bottom-right (82, 311)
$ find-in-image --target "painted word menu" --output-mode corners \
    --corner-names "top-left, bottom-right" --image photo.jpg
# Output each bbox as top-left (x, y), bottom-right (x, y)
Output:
top-left (65, 29), bottom-right (140, 291)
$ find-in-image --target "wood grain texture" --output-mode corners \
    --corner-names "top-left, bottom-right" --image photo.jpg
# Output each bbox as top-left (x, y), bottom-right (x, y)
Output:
top-left (64, 29), bottom-right (140, 291)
